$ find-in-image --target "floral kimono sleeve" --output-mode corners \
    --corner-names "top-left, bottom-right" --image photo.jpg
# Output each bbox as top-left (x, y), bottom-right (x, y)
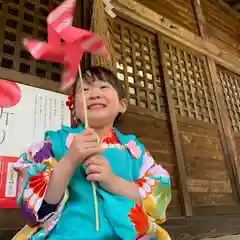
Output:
top-left (136, 149), bottom-right (171, 224)
top-left (13, 140), bottom-right (68, 226)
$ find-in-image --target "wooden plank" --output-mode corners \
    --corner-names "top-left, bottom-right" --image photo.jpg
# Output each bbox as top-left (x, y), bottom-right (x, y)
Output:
top-left (165, 214), bottom-right (240, 239)
top-left (158, 34), bottom-right (192, 217)
top-left (187, 166), bottom-right (230, 181)
top-left (118, 112), bottom-right (172, 140)
top-left (137, 0), bottom-right (198, 34)
top-left (193, 205), bottom-right (240, 215)
top-left (180, 131), bottom-right (225, 161)
top-left (187, 179), bottom-right (232, 193)
top-left (178, 120), bottom-right (219, 134)
top-left (190, 192), bottom-right (235, 205)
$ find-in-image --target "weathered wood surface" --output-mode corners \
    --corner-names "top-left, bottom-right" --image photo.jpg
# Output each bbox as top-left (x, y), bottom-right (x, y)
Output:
top-left (137, 0), bottom-right (198, 35)
top-left (201, 0), bottom-right (240, 58)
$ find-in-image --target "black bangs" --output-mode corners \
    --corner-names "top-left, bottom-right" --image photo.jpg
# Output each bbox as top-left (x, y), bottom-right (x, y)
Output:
top-left (80, 66), bottom-right (126, 100)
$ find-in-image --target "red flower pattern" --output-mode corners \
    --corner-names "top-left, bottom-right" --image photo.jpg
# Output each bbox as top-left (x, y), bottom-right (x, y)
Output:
top-left (102, 128), bottom-right (120, 145)
top-left (29, 169), bottom-right (51, 198)
top-left (129, 204), bottom-right (149, 239)
top-left (23, 168), bottom-right (52, 211)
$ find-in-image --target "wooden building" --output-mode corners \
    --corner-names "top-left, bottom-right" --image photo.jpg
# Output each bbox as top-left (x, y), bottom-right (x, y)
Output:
top-left (1, 0), bottom-right (240, 239)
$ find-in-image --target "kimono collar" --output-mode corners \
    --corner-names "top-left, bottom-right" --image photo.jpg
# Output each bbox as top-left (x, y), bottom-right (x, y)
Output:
top-left (63, 124), bottom-right (139, 159)
top-left (72, 124), bottom-right (135, 146)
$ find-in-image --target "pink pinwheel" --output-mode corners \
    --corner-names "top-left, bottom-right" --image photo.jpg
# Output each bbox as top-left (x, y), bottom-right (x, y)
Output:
top-left (23, 0), bottom-right (109, 91)
top-left (0, 79), bottom-right (21, 108)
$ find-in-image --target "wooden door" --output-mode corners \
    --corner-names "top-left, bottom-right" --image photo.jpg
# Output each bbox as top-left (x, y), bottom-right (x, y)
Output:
top-left (215, 66), bottom-right (240, 198)
top-left (159, 36), bottom-right (240, 216)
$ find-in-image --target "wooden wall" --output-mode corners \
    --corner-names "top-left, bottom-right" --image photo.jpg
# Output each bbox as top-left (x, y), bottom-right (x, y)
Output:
top-left (137, 0), bottom-right (198, 35)
top-left (201, 0), bottom-right (240, 58)
top-left (137, 0), bottom-right (240, 58)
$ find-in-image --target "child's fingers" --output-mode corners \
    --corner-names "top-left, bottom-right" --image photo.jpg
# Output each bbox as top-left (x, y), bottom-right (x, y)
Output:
top-left (83, 134), bottom-right (100, 143)
top-left (87, 173), bottom-right (101, 181)
top-left (85, 155), bottom-right (105, 166)
top-left (85, 147), bottom-right (105, 157)
top-left (83, 142), bottom-right (100, 149)
top-left (86, 164), bottom-right (102, 175)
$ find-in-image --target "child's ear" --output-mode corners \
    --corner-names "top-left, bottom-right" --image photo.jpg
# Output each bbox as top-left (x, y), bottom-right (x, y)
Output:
top-left (119, 98), bottom-right (128, 114)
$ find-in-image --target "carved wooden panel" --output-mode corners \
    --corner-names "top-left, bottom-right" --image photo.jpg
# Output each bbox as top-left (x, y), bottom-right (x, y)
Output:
top-left (218, 67), bottom-right (240, 133)
top-left (0, 0), bottom-right (63, 81)
top-left (110, 17), bottom-right (166, 114)
top-left (162, 40), bottom-right (217, 124)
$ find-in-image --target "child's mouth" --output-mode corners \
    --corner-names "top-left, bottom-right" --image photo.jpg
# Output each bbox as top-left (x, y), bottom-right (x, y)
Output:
top-left (88, 104), bottom-right (106, 110)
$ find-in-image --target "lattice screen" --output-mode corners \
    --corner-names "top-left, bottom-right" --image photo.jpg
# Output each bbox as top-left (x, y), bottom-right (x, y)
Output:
top-left (162, 40), bottom-right (216, 123)
top-left (218, 68), bottom-right (240, 132)
top-left (0, 0), bottom-right (62, 81)
top-left (110, 18), bottom-right (166, 113)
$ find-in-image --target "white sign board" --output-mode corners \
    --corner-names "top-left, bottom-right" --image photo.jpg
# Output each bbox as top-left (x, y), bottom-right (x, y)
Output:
top-left (0, 83), bottom-right (71, 157)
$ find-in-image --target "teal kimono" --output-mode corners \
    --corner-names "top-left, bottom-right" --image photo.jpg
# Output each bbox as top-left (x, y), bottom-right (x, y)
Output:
top-left (13, 125), bottom-right (171, 240)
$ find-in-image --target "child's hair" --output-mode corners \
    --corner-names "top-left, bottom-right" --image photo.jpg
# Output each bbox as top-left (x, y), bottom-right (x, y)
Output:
top-left (73, 66), bottom-right (127, 125)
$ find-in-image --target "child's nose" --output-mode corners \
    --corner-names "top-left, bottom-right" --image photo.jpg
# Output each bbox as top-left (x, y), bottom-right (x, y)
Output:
top-left (89, 95), bottom-right (101, 100)
top-left (88, 87), bottom-right (101, 99)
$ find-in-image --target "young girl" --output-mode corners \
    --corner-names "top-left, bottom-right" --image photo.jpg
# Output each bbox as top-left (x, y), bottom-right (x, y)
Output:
top-left (13, 67), bottom-right (171, 240)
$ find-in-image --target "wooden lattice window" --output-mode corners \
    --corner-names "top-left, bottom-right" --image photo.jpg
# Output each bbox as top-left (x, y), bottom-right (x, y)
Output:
top-left (0, 0), bottom-right (62, 81)
top-left (218, 68), bottom-right (240, 132)
top-left (110, 18), bottom-right (166, 113)
top-left (162, 40), bottom-right (216, 123)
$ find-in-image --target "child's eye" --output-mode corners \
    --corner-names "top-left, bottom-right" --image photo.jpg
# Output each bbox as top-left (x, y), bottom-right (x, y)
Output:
top-left (83, 88), bottom-right (89, 92)
top-left (100, 85), bottom-right (108, 89)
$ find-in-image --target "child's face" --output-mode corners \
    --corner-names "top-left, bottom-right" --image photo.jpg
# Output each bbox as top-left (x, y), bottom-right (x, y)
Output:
top-left (75, 78), bottom-right (127, 127)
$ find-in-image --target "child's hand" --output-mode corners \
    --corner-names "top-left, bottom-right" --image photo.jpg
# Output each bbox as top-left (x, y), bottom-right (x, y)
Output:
top-left (85, 155), bottom-right (141, 203)
top-left (66, 128), bottom-right (104, 167)
top-left (85, 155), bottom-right (115, 190)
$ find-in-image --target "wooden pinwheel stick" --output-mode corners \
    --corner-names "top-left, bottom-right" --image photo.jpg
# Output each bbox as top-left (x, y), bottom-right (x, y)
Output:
top-left (78, 65), bottom-right (99, 232)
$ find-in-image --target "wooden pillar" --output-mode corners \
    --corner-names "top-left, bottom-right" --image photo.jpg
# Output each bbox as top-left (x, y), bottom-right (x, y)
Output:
top-left (74, 0), bottom-right (93, 70)
top-left (90, 0), bottom-right (116, 71)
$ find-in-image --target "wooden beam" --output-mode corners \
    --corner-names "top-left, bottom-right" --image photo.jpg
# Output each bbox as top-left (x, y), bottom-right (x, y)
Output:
top-left (0, 67), bottom-right (71, 94)
top-left (158, 35), bottom-right (193, 217)
top-left (191, 0), bottom-right (208, 38)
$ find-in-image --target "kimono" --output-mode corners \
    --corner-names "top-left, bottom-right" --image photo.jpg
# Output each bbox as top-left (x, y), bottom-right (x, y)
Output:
top-left (13, 125), bottom-right (171, 240)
